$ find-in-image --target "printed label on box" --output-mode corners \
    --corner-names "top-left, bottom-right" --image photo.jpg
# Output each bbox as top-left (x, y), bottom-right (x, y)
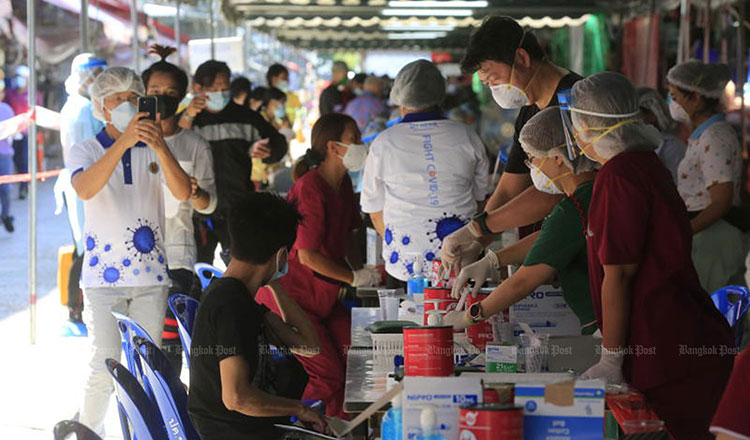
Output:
top-left (402, 376), bottom-right (483, 440)
top-left (509, 285), bottom-right (582, 340)
top-left (486, 344), bottom-right (518, 372)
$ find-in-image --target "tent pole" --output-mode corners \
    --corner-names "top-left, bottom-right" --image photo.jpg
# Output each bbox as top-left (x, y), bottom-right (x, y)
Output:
top-left (131, 0), bottom-right (139, 71)
top-left (739, 0), bottom-right (747, 160)
top-left (210, 0), bottom-right (215, 59)
top-left (175, 0), bottom-right (181, 66)
top-left (27, 0), bottom-right (38, 345)
top-left (80, 0), bottom-right (89, 52)
top-left (704, 0), bottom-right (711, 61)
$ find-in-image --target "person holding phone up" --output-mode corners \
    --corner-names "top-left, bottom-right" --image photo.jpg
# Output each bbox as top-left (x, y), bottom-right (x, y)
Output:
top-left (67, 66), bottom-right (191, 436)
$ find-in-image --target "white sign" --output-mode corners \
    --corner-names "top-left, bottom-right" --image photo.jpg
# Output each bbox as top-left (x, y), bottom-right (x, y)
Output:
top-left (188, 36), bottom-right (245, 75)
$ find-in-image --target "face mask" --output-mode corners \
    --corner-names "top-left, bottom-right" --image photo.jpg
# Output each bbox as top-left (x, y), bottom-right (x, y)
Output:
top-left (15, 77), bottom-right (27, 89)
top-left (667, 97), bottom-right (690, 123)
top-left (270, 249), bottom-right (289, 282)
top-left (489, 52), bottom-right (541, 109)
top-left (336, 142), bottom-right (368, 171)
top-left (274, 106), bottom-right (286, 119)
top-left (206, 90), bottom-right (230, 111)
top-left (278, 80), bottom-right (289, 91)
top-left (108, 101), bottom-right (137, 133)
top-left (529, 160), bottom-right (564, 195)
top-left (574, 118), bottom-right (639, 160)
top-left (156, 95), bottom-right (180, 120)
top-left (353, 88), bottom-right (364, 96)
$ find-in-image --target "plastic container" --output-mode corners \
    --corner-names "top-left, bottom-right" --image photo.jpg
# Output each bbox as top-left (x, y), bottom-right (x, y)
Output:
top-left (459, 404), bottom-right (523, 440)
top-left (407, 255), bottom-right (429, 297)
top-left (378, 289), bottom-right (400, 321)
top-left (519, 333), bottom-right (550, 373)
top-left (415, 406), bottom-right (446, 440)
top-left (403, 326), bottom-right (454, 377)
top-left (371, 333), bottom-right (404, 371)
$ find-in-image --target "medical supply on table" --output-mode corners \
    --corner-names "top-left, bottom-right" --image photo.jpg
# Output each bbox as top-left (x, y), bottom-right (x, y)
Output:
top-left (403, 326), bottom-right (454, 377)
top-left (486, 343), bottom-right (518, 373)
top-left (518, 325), bottom-right (550, 373)
top-left (381, 392), bottom-right (403, 440)
top-left (415, 405), bottom-right (446, 440)
top-left (459, 404), bottom-right (523, 440)
top-left (378, 289), bottom-right (400, 321)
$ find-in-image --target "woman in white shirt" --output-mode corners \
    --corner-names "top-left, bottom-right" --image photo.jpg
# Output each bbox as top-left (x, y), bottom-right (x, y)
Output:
top-left (667, 60), bottom-right (745, 293)
top-left (142, 45), bottom-right (217, 370)
top-left (361, 60), bottom-right (489, 285)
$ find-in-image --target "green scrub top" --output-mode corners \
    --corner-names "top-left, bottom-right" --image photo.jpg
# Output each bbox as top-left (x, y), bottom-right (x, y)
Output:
top-left (523, 180), bottom-right (597, 334)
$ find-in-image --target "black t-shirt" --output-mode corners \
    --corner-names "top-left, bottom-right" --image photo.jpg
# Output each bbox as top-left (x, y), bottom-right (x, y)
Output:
top-left (504, 72), bottom-right (583, 174)
top-left (187, 277), bottom-right (284, 440)
top-left (319, 84), bottom-right (342, 116)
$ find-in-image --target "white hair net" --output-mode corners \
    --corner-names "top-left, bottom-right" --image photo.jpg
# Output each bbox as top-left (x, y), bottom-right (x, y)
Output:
top-left (637, 87), bottom-right (676, 132)
top-left (570, 72), bottom-right (661, 161)
top-left (390, 60), bottom-right (445, 110)
top-left (667, 60), bottom-right (731, 99)
top-left (520, 106), bottom-right (598, 174)
top-left (90, 66), bottom-right (144, 121)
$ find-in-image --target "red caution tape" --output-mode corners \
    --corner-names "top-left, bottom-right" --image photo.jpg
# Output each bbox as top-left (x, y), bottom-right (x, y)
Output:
top-left (0, 168), bottom-right (62, 184)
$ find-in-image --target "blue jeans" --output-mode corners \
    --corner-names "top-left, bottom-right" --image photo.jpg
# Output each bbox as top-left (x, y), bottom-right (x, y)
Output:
top-left (12, 135), bottom-right (27, 191)
top-left (0, 154), bottom-right (13, 217)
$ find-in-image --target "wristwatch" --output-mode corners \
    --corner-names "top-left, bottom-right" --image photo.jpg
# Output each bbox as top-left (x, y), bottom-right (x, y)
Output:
top-left (471, 211), bottom-right (493, 235)
top-left (469, 302), bottom-right (484, 323)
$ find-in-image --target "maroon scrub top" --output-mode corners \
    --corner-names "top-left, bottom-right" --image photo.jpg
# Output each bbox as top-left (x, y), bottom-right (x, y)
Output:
top-left (711, 348), bottom-right (750, 439)
top-left (587, 151), bottom-right (734, 391)
top-left (279, 169), bottom-right (362, 320)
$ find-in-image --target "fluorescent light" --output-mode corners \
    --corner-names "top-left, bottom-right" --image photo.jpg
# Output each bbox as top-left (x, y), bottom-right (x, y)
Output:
top-left (382, 8), bottom-right (473, 16)
top-left (387, 31), bottom-right (448, 39)
top-left (382, 24), bottom-right (456, 31)
top-left (387, 1), bottom-right (487, 7)
top-left (142, 3), bottom-right (177, 17)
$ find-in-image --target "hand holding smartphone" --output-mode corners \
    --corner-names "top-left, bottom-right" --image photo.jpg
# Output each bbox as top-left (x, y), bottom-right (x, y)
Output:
top-left (138, 96), bottom-right (158, 121)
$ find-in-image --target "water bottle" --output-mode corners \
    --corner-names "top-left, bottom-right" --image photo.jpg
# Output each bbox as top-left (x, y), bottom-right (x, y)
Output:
top-left (407, 254), bottom-right (429, 297)
top-left (381, 394), bottom-right (403, 440)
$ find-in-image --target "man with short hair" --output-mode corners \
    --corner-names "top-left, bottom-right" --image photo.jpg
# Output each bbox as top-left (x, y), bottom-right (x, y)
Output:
top-left (441, 16), bottom-right (583, 274)
top-left (180, 60), bottom-right (287, 264)
top-left (344, 75), bottom-right (386, 131)
top-left (188, 192), bottom-right (325, 440)
top-left (319, 60), bottom-right (351, 115)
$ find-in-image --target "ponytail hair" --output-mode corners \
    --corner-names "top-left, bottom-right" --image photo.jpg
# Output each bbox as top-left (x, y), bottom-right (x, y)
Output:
top-left (141, 45), bottom-right (189, 98)
top-left (292, 113), bottom-right (357, 182)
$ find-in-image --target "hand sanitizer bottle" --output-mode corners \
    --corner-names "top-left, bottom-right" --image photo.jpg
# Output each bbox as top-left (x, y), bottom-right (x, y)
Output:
top-left (407, 254), bottom-right (429, 298)
top-left (380, 393), bottom-right (402, 440)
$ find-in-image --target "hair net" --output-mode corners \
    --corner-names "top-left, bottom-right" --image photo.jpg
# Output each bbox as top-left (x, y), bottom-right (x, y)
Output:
top-left (666, 60), bottom-right (731, 99)
top-left (520, 106), bottom-right (598, 174)
top-left (65, 53), bottom-right (108, 96)
top-left (570, 72), bottom-right (661, 161)
top-left (90, 66), bottom-right (145, 121)
top-left (390, 60), bottom-right (445, 110)
top-left (637, 87), bottom-right (675, 132)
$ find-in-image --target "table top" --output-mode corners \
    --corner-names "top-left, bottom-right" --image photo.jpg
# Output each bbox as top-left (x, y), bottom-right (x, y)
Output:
top-left (343, 347), bottom-right (393, 413)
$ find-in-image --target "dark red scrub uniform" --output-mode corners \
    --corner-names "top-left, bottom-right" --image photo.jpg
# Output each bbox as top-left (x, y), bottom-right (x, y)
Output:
top-left (711, 347), bottom-right (750, 439)
top-left (256, 169), bottom-right (361, 419)
top-left (586, 151), bottom-right (734, 439)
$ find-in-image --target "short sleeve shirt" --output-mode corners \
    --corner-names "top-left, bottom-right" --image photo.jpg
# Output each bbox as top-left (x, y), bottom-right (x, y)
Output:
top-left (523, 180), bottom-right (597, 333)
top-left (587, 151), bottom-right (734, 390)
top-left (361, 112), bottom-right (490, 281)
top-left (711, 348), bottom-right (750, 440)
top-left (677, 116), bottom-right (742, 211)
top-left (67, 130), bottom-right (169, 288)
top-left (504, 72), bottom-right (583, 174)
top-left (0, 102), bottom-right (14, 156)
top-left (276, 169), bottom-right (361, 319)
top-left (163, 129), bottom-right (217, 271)
top-left (188, 277), bottom-right (281, 440)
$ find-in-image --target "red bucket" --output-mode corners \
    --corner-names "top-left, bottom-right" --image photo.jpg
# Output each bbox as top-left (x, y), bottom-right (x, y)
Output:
top-left (403, 326), bottom-right (454, 377)
top-left (466, 293), bottom-right (494, 350)
top-left (459, 404), bottom-right (523, 440)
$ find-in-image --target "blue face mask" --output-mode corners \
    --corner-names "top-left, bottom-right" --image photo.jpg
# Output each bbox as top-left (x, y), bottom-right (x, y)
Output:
top-left (270, 249), bottom-right (289, 282)
top-left (109, 101), bottom-right (137, 133)
top-left (206, 90), bottom-right (230, 111)
top-left (274, 106), bottom-right (286, 119)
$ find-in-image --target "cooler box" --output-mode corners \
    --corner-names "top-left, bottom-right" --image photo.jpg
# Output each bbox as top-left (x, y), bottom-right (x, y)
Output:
top-left (58, 245), bottom-right (75, 306)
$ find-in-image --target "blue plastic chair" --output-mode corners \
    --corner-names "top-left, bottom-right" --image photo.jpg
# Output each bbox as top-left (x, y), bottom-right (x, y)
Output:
top-left (193, 263), bottom-right (223, 290)
top-left (112, 312), bottom-right (157, 380)
top-left (168, 294), bottom-right (200, 368)
top-left (53, 420), bottom-right (103, 440)
top-left (105, 359), bottom-right (169, 440)
top-left (134, 336), bottom-right (200, 440)
top-left (711, 285), bottom-right (750, 346)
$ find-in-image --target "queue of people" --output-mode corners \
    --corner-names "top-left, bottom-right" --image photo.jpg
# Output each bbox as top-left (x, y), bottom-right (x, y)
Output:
top-left (58, 13), bottom-right (750, 440)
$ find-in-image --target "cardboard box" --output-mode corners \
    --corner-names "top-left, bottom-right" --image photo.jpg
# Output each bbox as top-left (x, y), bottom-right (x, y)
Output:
top-left (509, 285), bottom-right (582, 340)
top-left (366, 227), bottom-right (384, 266)
top-left (486, 343), bottom-right (518, 372)
top-left (514, 379), bottom-right (606, 440)
top-left (402, 376), bottom-right (483, 440)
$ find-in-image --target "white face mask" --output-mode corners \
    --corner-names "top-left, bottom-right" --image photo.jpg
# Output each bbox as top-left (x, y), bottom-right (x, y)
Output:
top-left (108, 101), bottom-right (137, 133)
top-left (278, 80), bottom-right (290, 91)
top-left (336, 142), bottom-right (368, 171)
top-left (491, 83), bottom-right (529, 109)
top-left (530, 164), bottom-right (563, 195)
top-left (668, 97), bottom-right (690, 123)
top-left (206, 90), bottom-right (230, 111)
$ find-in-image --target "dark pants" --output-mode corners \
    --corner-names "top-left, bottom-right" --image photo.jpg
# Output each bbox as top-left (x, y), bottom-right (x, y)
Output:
top-left (12, 135), bottom-right (27, 193)
top-left (162, 268), bottom-right (201, 373)
top-left (194, 213), bottom-right (231, 265)
top-left (67, 250), bottom-right (84, 322)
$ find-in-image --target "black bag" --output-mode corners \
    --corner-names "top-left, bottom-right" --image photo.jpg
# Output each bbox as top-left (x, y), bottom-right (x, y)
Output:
top-left (252, 319), bottom-right (308, 400)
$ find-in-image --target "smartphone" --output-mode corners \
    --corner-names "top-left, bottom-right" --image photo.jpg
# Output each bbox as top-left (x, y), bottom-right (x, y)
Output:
top-left (138, 96), bottom-right (158, 121)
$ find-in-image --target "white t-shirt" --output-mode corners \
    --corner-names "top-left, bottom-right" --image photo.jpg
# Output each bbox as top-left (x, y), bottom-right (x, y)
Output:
top-left (677, 116), bottom-right (742, 212)
top-left (163, 129), bottom-right (217, 271)
top-left (68, 130), bottom-right (170, 289)
top-left (361, 114), bottom-right (490, 281)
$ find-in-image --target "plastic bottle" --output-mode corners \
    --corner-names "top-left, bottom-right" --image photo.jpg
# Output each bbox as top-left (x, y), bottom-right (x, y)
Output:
top-left (415, 405), bottom-right (445, 440)
top-left (407, 254), bottom-right (429, 297)
top-left (380, 393), bottom-right (403, 440)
